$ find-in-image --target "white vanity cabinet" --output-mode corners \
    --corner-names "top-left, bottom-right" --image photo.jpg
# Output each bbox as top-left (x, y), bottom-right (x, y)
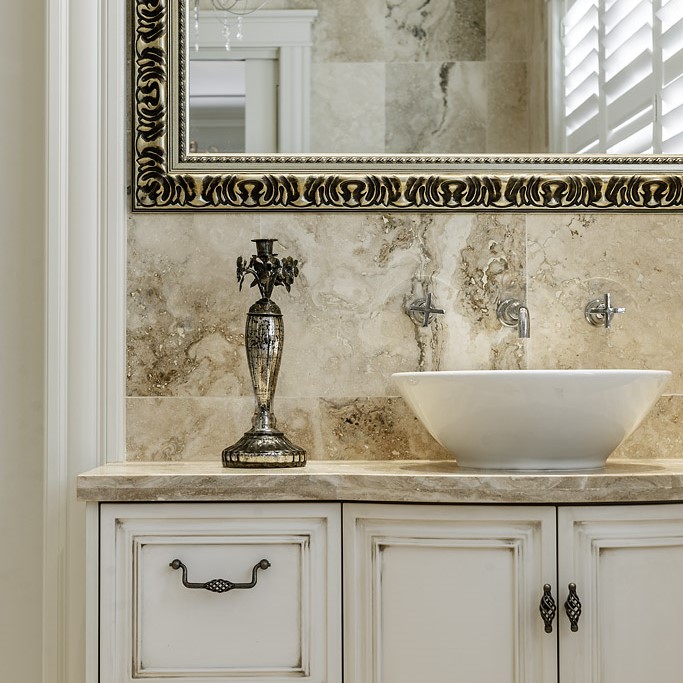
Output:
top-left (98, 503), bottom-right (342, 683)
top-left (86, 467), bottom-right (683, 683)
top-left (344, 503), bottom-right (683, 683)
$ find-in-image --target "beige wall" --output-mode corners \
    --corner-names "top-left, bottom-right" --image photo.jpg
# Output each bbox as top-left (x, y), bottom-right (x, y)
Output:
top-left (0, 0), bottom-right (46, 680)
top-left (126, 210), bottom-right (683, 463)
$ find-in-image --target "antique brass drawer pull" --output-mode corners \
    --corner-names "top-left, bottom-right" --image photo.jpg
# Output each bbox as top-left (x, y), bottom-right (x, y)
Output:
top-left (170, 558), bottom-right (271, 593)
top-left (539, 584), bottom-right (557, 633)
top-left (564, 583), bottom-right (582, 632)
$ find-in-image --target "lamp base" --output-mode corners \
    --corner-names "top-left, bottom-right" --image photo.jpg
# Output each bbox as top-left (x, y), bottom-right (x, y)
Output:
top-left (222, 428), bottom-right (306, 468)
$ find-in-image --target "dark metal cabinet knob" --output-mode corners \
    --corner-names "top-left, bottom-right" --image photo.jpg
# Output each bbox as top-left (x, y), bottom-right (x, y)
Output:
top-left (565, 583), bottom-right (582, 632)
top-left (170, 558), bottom-right (271, 593)
top-left (539, 584), bottom-right (557, 633)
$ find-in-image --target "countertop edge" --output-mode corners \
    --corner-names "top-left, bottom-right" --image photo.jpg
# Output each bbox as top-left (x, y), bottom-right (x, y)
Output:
top-left (76, 459), bottom-right (683, 505)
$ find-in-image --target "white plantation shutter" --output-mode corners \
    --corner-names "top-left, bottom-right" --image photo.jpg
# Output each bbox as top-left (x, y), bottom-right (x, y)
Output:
top-left (660, 0), bottom-right (683, 151)
top-left (556, 0), bottom-right (683, 153)
top-left (562, 0), bottom-right (602, 152)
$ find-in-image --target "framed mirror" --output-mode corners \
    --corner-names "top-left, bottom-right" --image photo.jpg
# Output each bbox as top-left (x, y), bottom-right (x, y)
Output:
top-left (133, 0), bottom-right (683, 210)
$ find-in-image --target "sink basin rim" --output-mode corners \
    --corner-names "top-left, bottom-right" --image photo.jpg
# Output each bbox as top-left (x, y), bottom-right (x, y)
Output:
top-left (391, 369), bottom-right (672, 471)
top-left (392, 368), bottom-right (672, 379)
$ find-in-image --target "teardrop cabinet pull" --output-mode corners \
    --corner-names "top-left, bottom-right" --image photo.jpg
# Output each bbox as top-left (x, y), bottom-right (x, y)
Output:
top-left (170, 558), bottom-right (270, 593)
top-left (539, 584), bottom-right (557, 633)
top-left (564, 583), bottom-right (582, 632)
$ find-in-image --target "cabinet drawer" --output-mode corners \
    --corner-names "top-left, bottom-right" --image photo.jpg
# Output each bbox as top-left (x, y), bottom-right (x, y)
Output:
top-left (100, 503), bottom-right (341, 683)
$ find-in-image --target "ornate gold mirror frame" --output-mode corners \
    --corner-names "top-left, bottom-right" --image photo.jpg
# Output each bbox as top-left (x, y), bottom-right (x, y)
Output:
top-left (133, 0), bottom-right (683, 211)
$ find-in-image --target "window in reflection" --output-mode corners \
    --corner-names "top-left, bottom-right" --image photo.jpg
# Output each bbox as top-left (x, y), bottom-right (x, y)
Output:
top-left (554, 0), bottom-right (683, 153)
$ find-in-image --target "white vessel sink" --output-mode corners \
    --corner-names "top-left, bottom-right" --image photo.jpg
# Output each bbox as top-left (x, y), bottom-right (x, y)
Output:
top-left (392, 370), bottom-right (671, 470)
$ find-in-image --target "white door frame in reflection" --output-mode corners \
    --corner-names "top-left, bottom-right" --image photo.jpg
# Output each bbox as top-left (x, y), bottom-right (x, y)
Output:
top-left (186, 9), bottom-right (318, 154)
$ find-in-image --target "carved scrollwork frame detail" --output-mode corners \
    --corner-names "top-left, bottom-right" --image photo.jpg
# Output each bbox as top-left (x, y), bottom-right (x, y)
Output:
top-left (133, 0), bottom-right (683, 211)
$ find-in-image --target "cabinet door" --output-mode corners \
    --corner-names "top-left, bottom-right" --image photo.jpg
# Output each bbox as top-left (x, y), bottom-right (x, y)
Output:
top-left (344, 504), bottom-right (557, 683)
top-left (558, 504), bottom-right (683, 683)
top-left (99, 502), bottom-right (341, 683)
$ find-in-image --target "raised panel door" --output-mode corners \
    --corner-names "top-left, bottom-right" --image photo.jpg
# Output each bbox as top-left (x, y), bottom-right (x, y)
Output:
top-left (344, 504), bottom-right (557, 683)
top-left (558, 504), bottom-right (683, 683)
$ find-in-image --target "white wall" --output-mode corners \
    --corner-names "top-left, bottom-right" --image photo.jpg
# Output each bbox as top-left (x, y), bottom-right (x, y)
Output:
top-left (0, 0), bottom-right (46, 680)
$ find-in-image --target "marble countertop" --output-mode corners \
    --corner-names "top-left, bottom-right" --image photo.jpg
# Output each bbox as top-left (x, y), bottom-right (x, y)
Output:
top-left (77, 459), bottom-right (683, 505)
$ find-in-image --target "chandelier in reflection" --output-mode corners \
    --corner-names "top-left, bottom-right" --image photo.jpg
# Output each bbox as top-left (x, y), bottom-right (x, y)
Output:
top-left (193, 0), bottom-right (268, 52)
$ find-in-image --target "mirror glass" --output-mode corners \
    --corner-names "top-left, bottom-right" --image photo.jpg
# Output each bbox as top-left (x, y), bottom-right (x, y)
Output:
top-left (189, 60), bottom-right (247, 153)
top-left (185, 0), bottom-right (683, 157)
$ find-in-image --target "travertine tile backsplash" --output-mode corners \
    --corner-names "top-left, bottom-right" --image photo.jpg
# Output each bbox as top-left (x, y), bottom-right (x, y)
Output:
top-left (127, 212), bottom-right (683, 462)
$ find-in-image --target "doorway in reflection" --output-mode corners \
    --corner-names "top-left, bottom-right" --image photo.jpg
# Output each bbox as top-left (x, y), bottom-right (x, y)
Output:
top-left (186, 8), bottom-right (317, 154)
top-left (189, 58), bottom-right (277, 153)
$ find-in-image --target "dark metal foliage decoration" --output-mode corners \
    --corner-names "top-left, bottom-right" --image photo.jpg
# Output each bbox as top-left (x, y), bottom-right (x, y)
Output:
top-left (237, 250), bottom-right (300, 298)
top-left (132, 0), bottom-right (683, 211)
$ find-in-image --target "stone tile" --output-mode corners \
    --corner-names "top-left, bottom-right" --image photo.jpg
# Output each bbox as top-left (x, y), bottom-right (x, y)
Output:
top-left (318, 396), bottom-right (450, 460)
top-left (526, 213), bottom-right (683, 394)
top-left (260, 212), bottom-right (453, 398)
top-left (311, 0), bottom-right (384, 63)
top-left (386, 0), bottom-right (485, 62)
top-left (126, 397), bottom-right (251, 462)
top-left (126, 206), bottom-right (682, 466)
top-left (445, 213), bottom-right (528, 370)
top-left (260, 212), bottom-right (528, 397)
top-left (528, 0), bottom-right (548, 48)
top-left (126, 396), bottom-right (323, 462)
top-left (487, 62), bottom-right (529, 152)
top-left (125, 393), bottom-right (448, 463)
top-left (129, 209), bottom-right (517, 402)
top-left (528, 40), bottom-right (549, 152)
top-left (486, 0), bottom-right (529, 62)
top-left (311, 63), bottom-right (385, 154)
top-left (386, 61), bottom-right (487, 154)
top-left (127, 212), bottom-right (259, 397)
top-left (610, 396), bottom-right (683, 460)
top-left (124, 392), bottom-right (683, 463)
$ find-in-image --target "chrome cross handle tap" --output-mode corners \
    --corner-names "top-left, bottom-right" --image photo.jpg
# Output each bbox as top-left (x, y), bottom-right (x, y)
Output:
top-left (497, 298), bottom-right (531, 338)
top-left (585, 293), bottom-right (625, 329)
top-left (407, 291), bottom-right (445, 327)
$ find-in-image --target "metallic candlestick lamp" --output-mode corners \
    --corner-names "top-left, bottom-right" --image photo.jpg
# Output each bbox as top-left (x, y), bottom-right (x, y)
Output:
top-left (222, 238), bottom-right (306, 468)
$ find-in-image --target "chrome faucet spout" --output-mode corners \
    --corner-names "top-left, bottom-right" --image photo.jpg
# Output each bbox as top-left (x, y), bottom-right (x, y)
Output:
top-left (497, 298), bottom-right (531, 338)
top-left (517, 305), bottom-right (530, 338)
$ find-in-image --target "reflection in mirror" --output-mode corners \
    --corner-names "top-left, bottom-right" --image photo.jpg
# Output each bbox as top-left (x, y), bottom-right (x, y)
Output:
top-left (186, 0), bottom-right (683, 156)
top-left (189, 60), bottom-right (247, 153)
top-left (552, 0), bottom-right (683, 154)
top-left (187, 5), bottom-right (317, 154)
